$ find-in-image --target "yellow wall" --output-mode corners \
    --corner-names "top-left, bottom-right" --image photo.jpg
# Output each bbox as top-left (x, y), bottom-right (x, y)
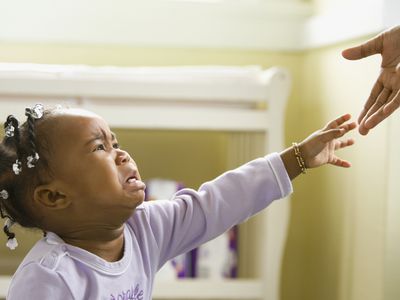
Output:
top-left (0, 39), bottom-right (390, 300)
top-left (282, 39), bottom-right (388, 300)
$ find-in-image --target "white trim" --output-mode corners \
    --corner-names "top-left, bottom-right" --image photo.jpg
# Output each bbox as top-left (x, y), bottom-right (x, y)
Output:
top-left (0, 0), bottom-right (395, 50)
top-left (0, 64), bottom-right (290, 132)
top-left (0, 64), bottom-right (274, 101)
top-left (301, 7), bottom-right (385, 49)
top-left (0, 0), bottom-right (310, 50)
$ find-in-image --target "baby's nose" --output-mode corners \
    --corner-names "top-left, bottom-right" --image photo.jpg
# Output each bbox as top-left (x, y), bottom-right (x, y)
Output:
top-left (116, 150), bottom-right (130, 164)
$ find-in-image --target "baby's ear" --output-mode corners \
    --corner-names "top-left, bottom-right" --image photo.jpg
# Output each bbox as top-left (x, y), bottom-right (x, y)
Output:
top-left (33, 182), bottom-right (70, 210)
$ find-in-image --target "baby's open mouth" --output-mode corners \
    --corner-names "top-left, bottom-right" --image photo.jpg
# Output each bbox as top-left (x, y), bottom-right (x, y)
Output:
top-left (126, 176), bottom-right (137, 183)
top-left (124, 175), bottom-right (146, 190)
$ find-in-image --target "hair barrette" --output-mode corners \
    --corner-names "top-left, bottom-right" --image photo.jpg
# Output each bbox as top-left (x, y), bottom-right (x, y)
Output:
top-left (12, 160), bottom-right (22, 175)
top-left (27, 153), bottom-right (40, 168)
top-left (25, 103), bottom-right (44, 120)
top-left (4, 218), bottom-right (18, 250)
top-left (0, 190), bottom-right (8, 200)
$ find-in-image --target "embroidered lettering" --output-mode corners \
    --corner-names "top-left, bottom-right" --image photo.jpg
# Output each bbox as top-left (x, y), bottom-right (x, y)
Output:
top-left (110, 284), bottom-right (143, 300)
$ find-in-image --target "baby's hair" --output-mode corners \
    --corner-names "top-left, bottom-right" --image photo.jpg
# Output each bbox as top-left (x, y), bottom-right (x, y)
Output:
top-left (0, 104), bottom-right (59, 249)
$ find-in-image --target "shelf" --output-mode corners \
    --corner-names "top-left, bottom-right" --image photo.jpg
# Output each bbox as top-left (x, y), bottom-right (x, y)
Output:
top-left (0, 276), bottom-right (10, 298)
top-left (153, 278), bottom-right (264, 299)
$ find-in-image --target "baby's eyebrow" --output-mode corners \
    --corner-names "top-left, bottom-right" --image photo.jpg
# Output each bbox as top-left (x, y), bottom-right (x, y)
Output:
top-left (84, 130), bottom-right (117, 147)
top-left (84, 133), bottom-right (104, 146)
top-left (110, 132), bottom-right (117, 141)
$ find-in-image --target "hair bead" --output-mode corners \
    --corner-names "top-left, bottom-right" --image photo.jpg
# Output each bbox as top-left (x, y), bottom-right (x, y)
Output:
top-left (0, 190), bottom-right (8, 200)
top-left (12, 160), bottom-right (22, 175)
top-left (3, 218), bottom-right (18, 250)
top-left (5, 122), bottom-right (15, 138)
top-left (27, 153), bottom-right (40, 168)
top-left (0, 103), bottom-right (50, 249)
top-left (24, 104), bottom-right (44, 169)
top-left (25, 103), bottom-right (44, 120)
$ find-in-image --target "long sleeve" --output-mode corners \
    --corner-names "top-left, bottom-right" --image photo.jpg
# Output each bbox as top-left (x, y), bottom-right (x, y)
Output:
top-left (7, 263), bottom-right (74, 300)
top-left (139, 152), bottom-right (292, 270)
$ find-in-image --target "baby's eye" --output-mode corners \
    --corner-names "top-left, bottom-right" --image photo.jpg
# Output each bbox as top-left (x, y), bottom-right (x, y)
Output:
top-left (113, 143), bottom-right (120, 149)
top-left (94, 144), bottom-right (106, 151)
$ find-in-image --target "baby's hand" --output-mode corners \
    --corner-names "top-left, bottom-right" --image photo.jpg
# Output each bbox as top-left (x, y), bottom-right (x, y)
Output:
top-left (299, 114), bottom-right (356, 169)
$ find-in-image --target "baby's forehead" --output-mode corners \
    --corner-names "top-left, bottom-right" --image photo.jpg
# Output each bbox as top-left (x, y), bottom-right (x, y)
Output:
top-left (42, 109), bottom-right (112, 170)
top-left (48, 109), bottom-right (111, 140)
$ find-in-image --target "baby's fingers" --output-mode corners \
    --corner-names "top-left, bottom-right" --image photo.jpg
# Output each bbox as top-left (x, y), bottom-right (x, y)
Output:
top-left (325, 114), bottom-right (352, 130)
top-left (334, 138), bottom-right (355, 150)
top-left (320, 123), bottom-right (356, 143)
top-left (330, 156), bottom-right (352, 168)
top-left (319, 129), bottom-right (345, 143)
top-left (339, 121), bottom-right (357, 132)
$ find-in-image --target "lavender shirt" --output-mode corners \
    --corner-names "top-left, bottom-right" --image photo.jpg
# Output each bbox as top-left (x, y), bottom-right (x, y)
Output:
top-left (7, 153), bottom-right (292, 300)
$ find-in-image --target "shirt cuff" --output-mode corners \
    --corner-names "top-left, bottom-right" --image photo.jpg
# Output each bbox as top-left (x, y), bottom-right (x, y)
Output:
top-left (265, 152), bottom-right (293, 198)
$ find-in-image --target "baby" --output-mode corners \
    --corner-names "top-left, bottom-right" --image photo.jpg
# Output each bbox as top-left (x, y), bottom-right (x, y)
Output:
top-left (0, 104), bottom-right (355, 299)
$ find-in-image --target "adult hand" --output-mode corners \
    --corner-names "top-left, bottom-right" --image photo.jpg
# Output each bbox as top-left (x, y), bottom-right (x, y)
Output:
top-left (342, 26), bottom-right (400, 135)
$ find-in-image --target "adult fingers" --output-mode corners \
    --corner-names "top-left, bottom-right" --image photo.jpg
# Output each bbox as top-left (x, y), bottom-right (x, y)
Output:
top-left (342, 34), bottom-right (383, 60)
top-left (358, 123), bottom-right (370, 135)
top-left (358, 80), bottom-right (384, 124)
top-left (382, 89), bottom-right (400, 115)
top-left (358, 82), bottom-right (386, 134)
top-left (363, 106), bottom-right (386, 131)
top-left (360, 87), bottom-right (391, 123)
top-left (363, 90), bottom-right (400, 130)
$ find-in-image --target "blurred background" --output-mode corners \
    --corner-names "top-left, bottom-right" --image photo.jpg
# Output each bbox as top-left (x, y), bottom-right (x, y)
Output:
top-left (0, 0), bottom-right (399, 300)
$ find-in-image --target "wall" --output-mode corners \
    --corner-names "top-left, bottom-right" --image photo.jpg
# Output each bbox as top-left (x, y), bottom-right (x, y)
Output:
top-left (282, 38), bottom-right (388, 300)
top-left (0, 44), bottom-right (304, 280)
top-left (385, 115), bottom-right (400, 300)
top-left (0, 19), bottom-right (393, 300)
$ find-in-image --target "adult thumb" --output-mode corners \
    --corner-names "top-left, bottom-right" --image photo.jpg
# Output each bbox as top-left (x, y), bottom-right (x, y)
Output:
top-left (342, 34), bottom-right (383, 60)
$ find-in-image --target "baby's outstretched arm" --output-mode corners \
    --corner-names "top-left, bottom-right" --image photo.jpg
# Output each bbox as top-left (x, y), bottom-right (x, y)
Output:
top-left (142, 114), bottom-right (355, 268)
top-left (280, 113), bottom-right (356, 180)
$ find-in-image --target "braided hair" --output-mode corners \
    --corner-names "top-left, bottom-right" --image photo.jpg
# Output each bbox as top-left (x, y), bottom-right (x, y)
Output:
top-left (0, 104), bottom-right (56, 249)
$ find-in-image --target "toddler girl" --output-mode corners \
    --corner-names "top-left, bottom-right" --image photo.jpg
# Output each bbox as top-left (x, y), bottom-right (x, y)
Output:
top-left (1, 104), bottom-right (356, 299)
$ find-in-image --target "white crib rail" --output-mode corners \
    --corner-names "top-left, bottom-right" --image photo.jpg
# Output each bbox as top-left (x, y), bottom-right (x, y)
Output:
top-left (0, 63), bottom-right (291, 300)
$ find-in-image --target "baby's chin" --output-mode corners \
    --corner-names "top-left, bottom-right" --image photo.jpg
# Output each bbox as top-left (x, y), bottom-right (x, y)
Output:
top-left (126, 190), bottom-right (146, 208)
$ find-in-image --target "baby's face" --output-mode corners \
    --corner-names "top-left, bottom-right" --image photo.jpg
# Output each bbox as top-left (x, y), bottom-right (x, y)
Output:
top-left (47, 109), bottom-right (146, 226)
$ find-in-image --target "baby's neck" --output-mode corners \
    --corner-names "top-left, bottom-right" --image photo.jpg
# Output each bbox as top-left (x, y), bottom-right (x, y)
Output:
top-left (60, 226), bottom-right (125, 262)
